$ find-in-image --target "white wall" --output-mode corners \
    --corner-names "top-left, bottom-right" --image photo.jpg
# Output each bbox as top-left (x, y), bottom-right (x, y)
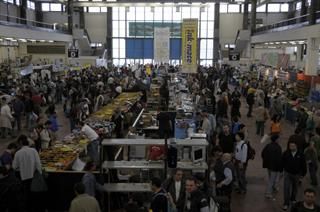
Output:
top-left (0, 46), bottom-right (18, 63)
top-left (42, 12), bottom-right (67, 25)
top-left (219, 13), bottom-right (244, 49)
top-left (84, 13), bottom-right (107, 43)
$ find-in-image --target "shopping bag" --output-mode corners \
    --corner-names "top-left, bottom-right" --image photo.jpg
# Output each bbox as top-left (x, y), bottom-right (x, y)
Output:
top-left (260, 134), bottom-right (270, 144)
top-left (31, 170), bottom-right (48, 192)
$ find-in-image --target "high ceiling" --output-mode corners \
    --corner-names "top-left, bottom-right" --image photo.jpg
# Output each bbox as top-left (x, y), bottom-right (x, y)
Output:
top-left (32, 0), bottom-right (299, 5)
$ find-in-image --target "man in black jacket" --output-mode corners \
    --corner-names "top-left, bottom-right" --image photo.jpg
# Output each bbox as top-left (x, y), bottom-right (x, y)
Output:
top-left (217, 125), bottom-right (234, 154)
top-left (261, 135), bottom-right (282, 199)
top-left (0, 166), bottom-right (24, 212)
top-left (291, 188), bottom-right (320, 212)
top-left (246, 91), bottom-right (255, 118)
top-left (184, 177), bottom-right (209, 212)
top-left (150, 177), bottom-right (168, 212)
top-left (162, 169), bottom-right (186, 211)
top-left (215, 153), bottom-right (234, 212)
top-left (282, 141), bottom-right (307, 211)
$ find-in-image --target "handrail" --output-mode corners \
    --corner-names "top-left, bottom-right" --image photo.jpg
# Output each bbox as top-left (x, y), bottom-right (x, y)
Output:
top-left (83, 28), bottom-right (92, 44)
top-left (0, 14), bottom-right (69, 34)
top-left (253, 11), bottom-right (320, 34)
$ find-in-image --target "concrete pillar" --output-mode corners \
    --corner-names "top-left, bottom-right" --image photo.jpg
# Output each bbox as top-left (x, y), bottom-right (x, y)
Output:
top-left (79, 7), bottom-right (85, 29)
top-left (35, 2), bottom-right (43, 27)
top-left (67, 0), bottom-right (73, 34)
top-left (309, 0), bottom-right (318, 25)
top-left (287, 2), bottom-right (296, 19)
top-left (296, 44), bottom-right (304, 69)
top-left (20, 0), bottom-right (27, 24)
top-left (305, 37), bottom-right (320, 76)
top-left (213, 3), bottom-right (220, 63)
top-left (300, 0), bottom-right (307, 16)
top-left (250, 0), bottom-right (257, 34)
top-left (242, 0), bottom-right (249, 30)
top-left (106, 7), bottom-right (113, 67)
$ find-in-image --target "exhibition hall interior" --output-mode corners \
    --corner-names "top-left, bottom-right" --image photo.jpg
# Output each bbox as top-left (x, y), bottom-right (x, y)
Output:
top-left (0, 0), bottom-right (320, 211)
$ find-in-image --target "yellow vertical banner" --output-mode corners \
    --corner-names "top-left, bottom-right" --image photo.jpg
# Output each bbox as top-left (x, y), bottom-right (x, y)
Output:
top-left (181, 19), bottom-right (198, 74)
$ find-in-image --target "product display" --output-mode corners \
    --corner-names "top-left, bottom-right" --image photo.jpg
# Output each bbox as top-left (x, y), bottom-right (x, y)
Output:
top-left (40, 135), bottom-right (88, 171)
top-left (92, 92), bottom-right (143, 120)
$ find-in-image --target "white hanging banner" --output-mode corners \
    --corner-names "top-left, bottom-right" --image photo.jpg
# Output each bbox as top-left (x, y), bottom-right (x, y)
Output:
top-left (154, 27), bottom-right (170, 64)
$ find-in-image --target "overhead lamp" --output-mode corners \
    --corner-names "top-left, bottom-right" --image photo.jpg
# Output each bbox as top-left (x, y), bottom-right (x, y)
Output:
top-left (5, 37), bottom-right (13, 40)
top-left (281, 41), bottom-right (287, 44)
top-left (275, 42), bottom-right (280, 44)
top-left (29, 39), bottom-right (36, 42)
top-left (106, 0), bottom-right (117, 1)
top-left (40, 40), bottom-right (46, 42)
top-left (48, 40), bottom-right (54, 43)
top-left (19, 39), bottom-right (27, 42)
top-left (269, 42), bottom-right (274, 45)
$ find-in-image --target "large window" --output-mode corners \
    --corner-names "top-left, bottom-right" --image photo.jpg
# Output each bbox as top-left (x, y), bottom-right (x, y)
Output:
top-left (27, 0), bottom-right (35, 9)
top-left (41, 3), bottom-right (64, 12)
top-left (268, 4), bottom-right (281, 12)
top-left (112, 4), bottom-right (216, 65)
top-left (280, 4), bottom-right (289, 12)
top-left (296, 2), bottom-right (302, 10)
top-left (257, 4), bottom-right (266, 12)
top-left (228, 4), bottom-right (240, 13)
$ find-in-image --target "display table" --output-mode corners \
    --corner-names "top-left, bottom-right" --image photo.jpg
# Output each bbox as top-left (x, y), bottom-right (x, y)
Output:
top-left (40, 135), bottom-right (88, 171)
top-left (92, 92), bottom-right (143, 121)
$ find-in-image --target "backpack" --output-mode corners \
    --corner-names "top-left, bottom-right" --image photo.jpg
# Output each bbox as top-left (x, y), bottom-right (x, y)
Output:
top-left (241, 141), bottom-right (256, 162)
top-left (152, 192), bottom-right (176, 212)
top-left (232, 122), bottom-right (241, 135)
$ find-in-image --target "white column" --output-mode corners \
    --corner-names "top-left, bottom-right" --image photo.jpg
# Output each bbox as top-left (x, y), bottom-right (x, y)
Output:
top-left (305, 37), bottom-right (320, 76)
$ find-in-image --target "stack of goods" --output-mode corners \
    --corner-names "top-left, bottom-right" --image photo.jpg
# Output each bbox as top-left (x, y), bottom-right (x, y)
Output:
top-left (40, 136), bottom-right (88, 171)
top-left (92, 92), bottom-right (142, 120)
top-left (147, 83), bottom-right (161, 110)
top-left (295, 81), bottom-right (310, 98)
top-left (85, 119), bottom-right (115, 137)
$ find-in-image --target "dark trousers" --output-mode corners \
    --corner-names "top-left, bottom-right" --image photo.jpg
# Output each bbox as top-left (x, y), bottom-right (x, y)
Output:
top-left (235, 162), bottom-right (247, 192)
top-left (308, 162), bottom-right (318, 185)
top-left (283, 172), bottom-right (299, 206)
top-left (247, 104), bottom-right (253, 117)
top-left (13, 115), bottom-right (22, 131)
top-left (22, 178), bottom-right (46, 212)
top-left (216, 186), bottom-right (232, 212)
top-left (256, 121), bottom-right (265, 136)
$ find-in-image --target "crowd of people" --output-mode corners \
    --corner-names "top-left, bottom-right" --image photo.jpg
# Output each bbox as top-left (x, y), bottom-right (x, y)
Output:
top-left (0, 64), bottom-right (320, 212)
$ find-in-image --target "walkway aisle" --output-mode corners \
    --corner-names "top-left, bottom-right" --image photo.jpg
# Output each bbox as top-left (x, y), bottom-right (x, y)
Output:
top-left (231, 100), bottom-right (320, 212)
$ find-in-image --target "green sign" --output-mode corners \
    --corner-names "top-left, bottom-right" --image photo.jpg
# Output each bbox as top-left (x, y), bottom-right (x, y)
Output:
top-left (129, 22), bottom-right (181, 37)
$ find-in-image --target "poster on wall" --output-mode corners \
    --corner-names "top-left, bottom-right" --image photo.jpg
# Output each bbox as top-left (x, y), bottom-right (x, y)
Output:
top-left (181, 19), bottom-right (198, 74)
top-left (154, 27), bottom-right (170, 64)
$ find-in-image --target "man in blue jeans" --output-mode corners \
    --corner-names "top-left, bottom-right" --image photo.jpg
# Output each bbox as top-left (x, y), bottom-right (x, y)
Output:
top-left (76, 120), bottom-right (100, 165)
top-left (282, 141), bottom-right (307, 211)
top-left (261, 135), bottom-right (282, 199)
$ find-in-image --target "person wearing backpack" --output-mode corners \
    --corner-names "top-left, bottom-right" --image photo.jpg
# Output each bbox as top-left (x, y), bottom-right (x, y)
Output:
top-left (150, 177), bottom-right (168, 212)
top-left (234, 132), bottom-right (248, 194)
top-left (261, 135), bottom-right (283, 199)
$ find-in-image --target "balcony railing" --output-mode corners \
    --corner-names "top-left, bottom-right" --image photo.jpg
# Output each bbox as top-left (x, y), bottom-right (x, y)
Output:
top-left (0, 14), bottom-right (69, 34)
top-left (253, 11), bottom-right (320, 35)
